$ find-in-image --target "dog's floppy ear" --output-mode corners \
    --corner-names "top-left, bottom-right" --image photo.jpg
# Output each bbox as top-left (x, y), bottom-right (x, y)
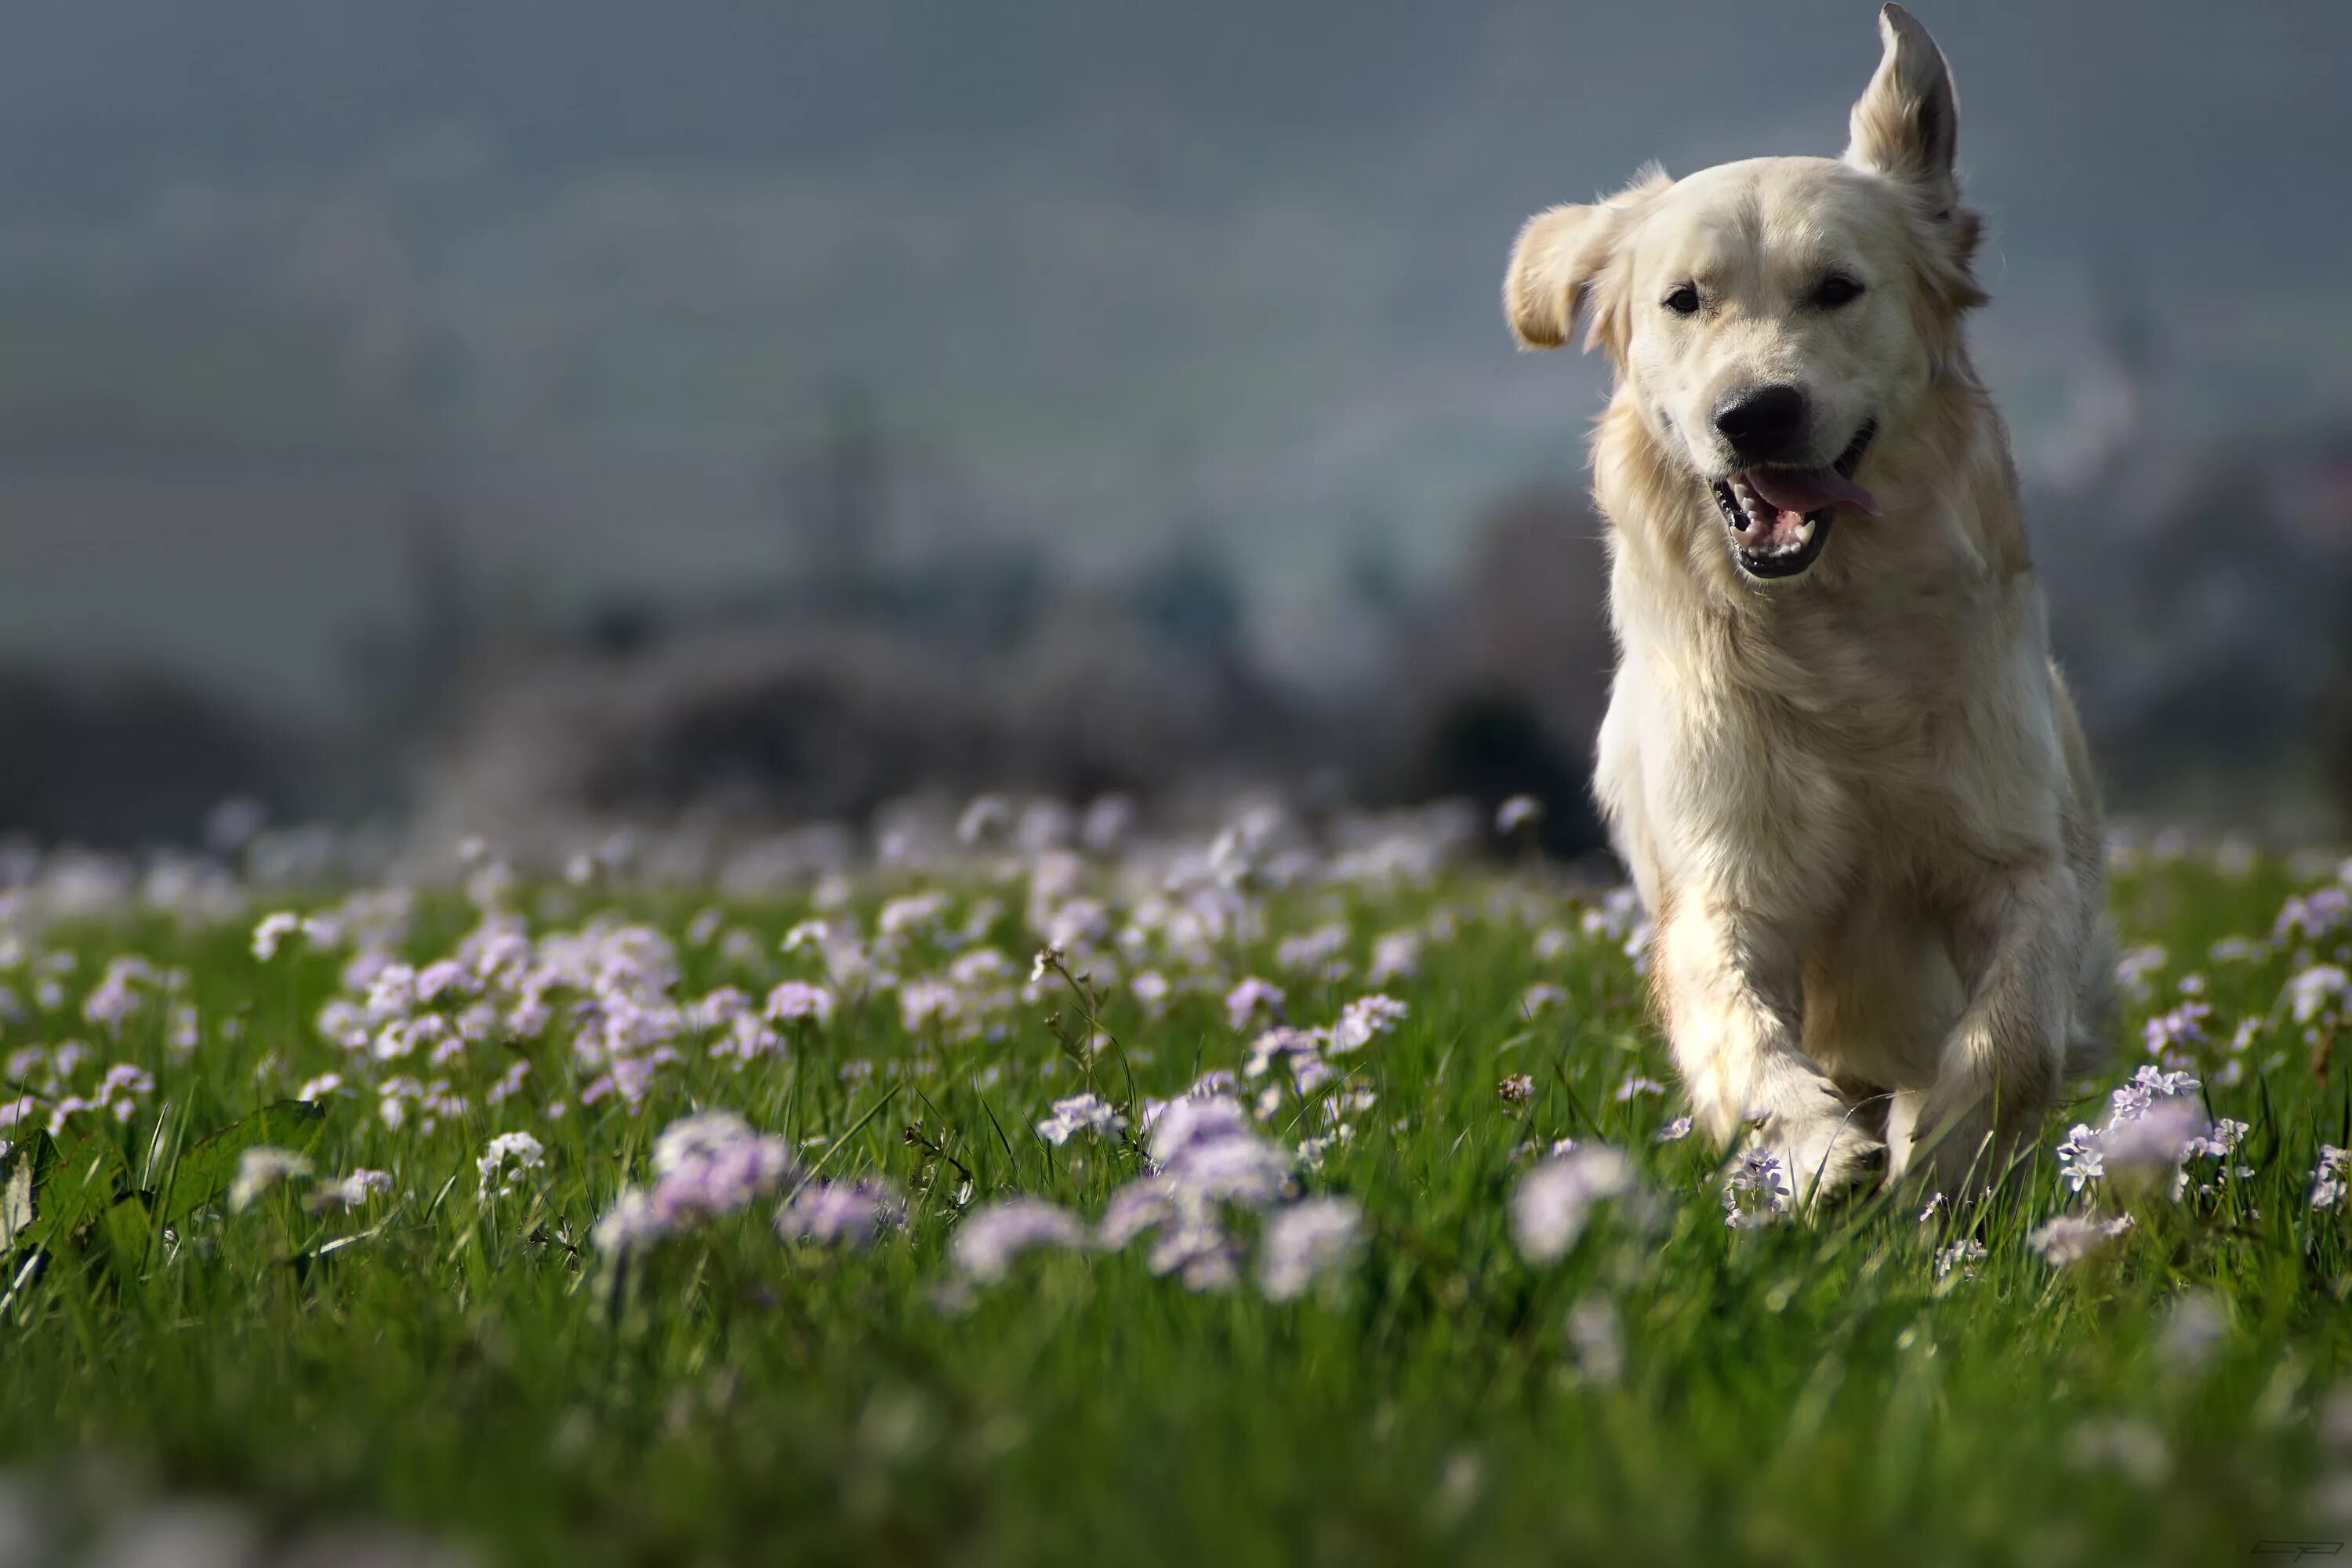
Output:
top-left (1844, 5), bottom-right (1959, 206)
top-left (1504, 166), bottom-right (1669, 354)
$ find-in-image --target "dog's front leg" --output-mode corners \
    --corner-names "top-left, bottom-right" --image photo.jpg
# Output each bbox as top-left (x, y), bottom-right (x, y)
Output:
top-left (1653, 896), bottom-right (1881, 1205)
top-left (1902, 858), bottom-right (2081, 1196)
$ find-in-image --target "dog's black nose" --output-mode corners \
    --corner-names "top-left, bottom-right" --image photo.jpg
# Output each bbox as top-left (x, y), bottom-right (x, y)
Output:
top-left (1712, 383), bottom-right (1809, 462)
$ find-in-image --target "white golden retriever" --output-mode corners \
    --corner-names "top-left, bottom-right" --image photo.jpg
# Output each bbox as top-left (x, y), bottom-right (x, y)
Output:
top-left (1504, 5), bottom-right (2110, 1203)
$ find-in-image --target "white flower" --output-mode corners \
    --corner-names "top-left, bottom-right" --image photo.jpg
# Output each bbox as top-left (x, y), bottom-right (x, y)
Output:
top-left (1520, 983), bottom-right (1566, 1016)
top-left (229, 1146), bottom-right (312, 1211)
top-left (2064, 1417), bottom-right (2170, 1487)
top-left (1566, 1296), bottom-right (1624, 1385)
top-left (1036, 1093), bottom-right (1125, 1147)
top-left (591, 1187), bottom-right (671, 1251)
top-left (477, 1131), bottom-right (546, 1197)
top-left (1328, 994), bottom-right (1407, 1054)
top-left (307, 1169), bottom-right (392, 1210)
top-left (2028, 1211), bottom-right (2132, 1266)
top-left (1367, 931), bottom-right (1421, 986)
top-left (1495, 795), bottom-right (1544, 834)
top-left (762, 981), bottom-right (836, 1026)
top-left (2288, 964), bottom-right (2350, 1025)
top-left (2313, 1145), bottom-right (2349, 1210)
top-left (295, 1071), bottom-right (347, 1103)
top-left (1934, 1239), bottom-right (1987, 1282)
top-left (1512, 1145), bottom-right (1639, 1262)
top-left (250, 912), bottom-right (300, 962)
top-left (1258, 1196), bottom-right (1363, 1301)
top-left (2157, 1290), bottom-right (2227, 1375)
top-left (1655, 1115), bottom-right (1693, 1143)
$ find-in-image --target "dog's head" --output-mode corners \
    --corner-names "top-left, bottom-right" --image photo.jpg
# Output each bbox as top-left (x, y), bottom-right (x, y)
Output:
top-left (1504, 5), bottom-right (1987, 584)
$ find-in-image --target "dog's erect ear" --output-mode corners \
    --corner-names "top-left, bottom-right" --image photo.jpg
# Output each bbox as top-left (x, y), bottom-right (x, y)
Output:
top-left (1844, 5), bottom-right (1960, 210)
top-left (1504, 167), bottom-right (1669, 353)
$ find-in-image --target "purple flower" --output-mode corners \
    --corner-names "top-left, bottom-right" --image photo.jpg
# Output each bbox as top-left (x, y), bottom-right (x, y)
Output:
top-left (1258, 1197), bottom-right (1363, 1301)
top-left (1724, 1149), bottom-right (1790, 1229)
top-left (1512, 1145), bottom-right (1639, 1261)
top-left (779, 1178), bottom-right (903, 1245)
top-left (950, 1198), bottom-right (1087, 1283)
top-left (1225, 978), bottom-right (1285, 1033)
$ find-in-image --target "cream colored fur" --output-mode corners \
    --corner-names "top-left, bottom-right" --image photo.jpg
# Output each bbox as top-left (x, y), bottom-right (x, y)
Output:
top-left (1504, 5), bottom-right (2110, 1202)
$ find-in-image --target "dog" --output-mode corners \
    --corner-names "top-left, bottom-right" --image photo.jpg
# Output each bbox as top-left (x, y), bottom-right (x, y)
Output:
top-left (1503, 5), bottom-right (2111, 1203)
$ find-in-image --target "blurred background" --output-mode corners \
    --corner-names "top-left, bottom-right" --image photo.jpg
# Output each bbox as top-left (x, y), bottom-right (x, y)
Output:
top-left (0, 0), bottom-right (2347, 863)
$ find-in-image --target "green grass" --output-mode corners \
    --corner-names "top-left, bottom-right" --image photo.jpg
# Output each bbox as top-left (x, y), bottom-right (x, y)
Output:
top-left (1, 842), bottom-right (2349, 1566)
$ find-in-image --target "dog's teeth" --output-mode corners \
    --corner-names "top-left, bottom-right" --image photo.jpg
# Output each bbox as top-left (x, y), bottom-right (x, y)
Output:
top-left (1794, 518), bottom-right (1815, 544)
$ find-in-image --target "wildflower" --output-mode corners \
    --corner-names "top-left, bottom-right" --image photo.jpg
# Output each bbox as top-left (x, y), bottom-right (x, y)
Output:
top-left (2028, 1211), bottom-right (2132, 1266)
top-left (2158, 1290), bottom-right (2227, 1376)
top-left (897, 978), bottom-right (962, 1033)
top-left (1497, 1074), bottom-right (1534, 1105)
top-left (1724, 1149), bottom-right (1791, 1229)
top-left (1367, 931), bottom-right (1421, 985)
top-left (2114, 945), bottom-right (2169, 1003)
top-left (1520, 982), bottom-right (1566, 1016)
top-left (296, 1071), bottom-right (345, 1103)
top-left (1656, 1115), bottom-right (1693, 1143)
top-left (251, 913), bottom-right (300, 962)
top-left (2141, 1000), bottom-right (2210, 1061)
top-left (1566, 1295), bottom-right (1625, 1384)
top-left (307, 1169), bottom-right (392, 1210)
top-left (1225, 977), bottom-right (1284, 1031)
top-left (1935, 1239), bottom-right (1987, 1282)
top-left (1258, 1196), bottom-right (1364, 1301)
top-left (2065, 1417), bottom-right (2170, 1486)
top-left (2288, 965), bottom-right (2349, 1025)
top-left (2098, 1098), bottom-right (2209, 1193)
top-left (2313, 1146), bottom-right (2349, 1210)
top-left (1512, 1145), bottom-right (1639, 1261)
top-left (1029, 945), bottom-right (1065, 984)
top-left (763, 980), bottom-right (836, 1027)
top-left (1275, 924), bottom-right (1351, 979)
top-left (1328, 994), bottom-right (1406, 1053)
top-left (957, 794), bottom-right (1012, 845)
top-left (590, 1187), bottom-right (671, 1252)
top-left (1613, 1073), bottom-right (1666, 1102)
top-left (779, 1178), bottom-right (903, 1245)
top-left (950, 1198), bottom-right (1087, 1283)
top-left (648, 1111), bottom-right (793, 1217)
top-left (477, 1131), bottom-right (546, 1198)
top-left (229, 1147), bottom-right (313, 1211)
top-left (1036, 1092), bottom-right (1125, 1147)
top-left (2278, 887), bottom-right (2352, 946)
top-left (1495, 795), bottom-right (1544, 835)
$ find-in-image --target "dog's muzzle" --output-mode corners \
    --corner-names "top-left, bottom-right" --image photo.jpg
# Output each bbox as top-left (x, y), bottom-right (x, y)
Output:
top-left (1708, 421), bottom-right (1878, 581)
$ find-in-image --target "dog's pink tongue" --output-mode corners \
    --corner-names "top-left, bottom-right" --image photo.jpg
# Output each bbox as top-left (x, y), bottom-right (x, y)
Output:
top-left (1744, 466), bottom-right (1881, 518)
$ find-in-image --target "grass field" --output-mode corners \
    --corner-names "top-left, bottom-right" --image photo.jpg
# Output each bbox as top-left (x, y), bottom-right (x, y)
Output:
top-left (2, 812), bottom-right (2350, 1566)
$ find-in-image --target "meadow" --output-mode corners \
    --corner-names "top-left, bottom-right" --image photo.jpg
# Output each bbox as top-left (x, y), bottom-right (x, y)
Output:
top-left (1, 804), bottom-right (2348, 1566)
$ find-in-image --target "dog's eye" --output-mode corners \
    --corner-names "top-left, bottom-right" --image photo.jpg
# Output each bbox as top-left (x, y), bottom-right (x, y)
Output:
top-left (1813, 274), bottom-right (1865, 309)
top-left (1663, 284), bottom-right (1700, 316)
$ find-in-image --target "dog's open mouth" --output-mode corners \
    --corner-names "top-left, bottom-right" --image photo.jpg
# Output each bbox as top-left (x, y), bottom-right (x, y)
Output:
top-left (1708, 421), bottom-right (1879, 580)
